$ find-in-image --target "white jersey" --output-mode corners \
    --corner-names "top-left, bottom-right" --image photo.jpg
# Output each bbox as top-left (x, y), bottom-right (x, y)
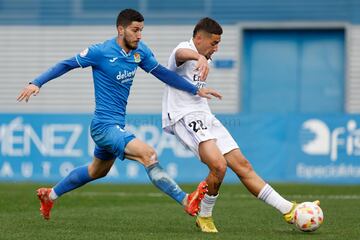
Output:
top-left (162, 39), bottom-right (212, 134)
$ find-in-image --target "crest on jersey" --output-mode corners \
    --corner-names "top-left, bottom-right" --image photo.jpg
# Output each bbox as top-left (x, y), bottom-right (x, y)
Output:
top-left (80, 48), bottom-right (89, 57)
top-left (134, 53), bottom-right (141, 63)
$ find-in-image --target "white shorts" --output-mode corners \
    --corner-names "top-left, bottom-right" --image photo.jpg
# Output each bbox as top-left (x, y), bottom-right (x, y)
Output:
top-left (172, 112), bottom-right (239, 157)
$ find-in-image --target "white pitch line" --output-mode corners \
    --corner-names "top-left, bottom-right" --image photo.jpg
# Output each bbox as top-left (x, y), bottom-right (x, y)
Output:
top-left (71, 192), bottom-right (164, 197)
top-left (71, 192), bottom-right (360, 200)
top-left (284, 194), bottom-right (360, 200)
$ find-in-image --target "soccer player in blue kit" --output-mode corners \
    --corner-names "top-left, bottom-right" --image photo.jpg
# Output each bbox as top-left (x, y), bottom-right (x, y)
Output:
top-left (17, 9), bottom-right (222, 221)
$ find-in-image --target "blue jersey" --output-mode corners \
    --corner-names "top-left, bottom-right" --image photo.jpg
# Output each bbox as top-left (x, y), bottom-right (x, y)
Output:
top-left (75, 37), bottom-right (158, 127)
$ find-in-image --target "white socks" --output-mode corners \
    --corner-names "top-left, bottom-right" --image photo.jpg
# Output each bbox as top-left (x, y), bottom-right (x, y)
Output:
top-left (257, 184), bottom-right (293, 214)
top-left (199, 193), bottom-right (218, 217)
top-left (49, 188), bottom-right (58, 201)
top-left (198, 184), bottom-right (292, 216)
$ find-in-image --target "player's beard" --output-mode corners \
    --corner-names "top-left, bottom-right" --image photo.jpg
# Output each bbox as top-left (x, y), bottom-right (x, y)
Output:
top-left (124, 35), bottom-right (138, 50)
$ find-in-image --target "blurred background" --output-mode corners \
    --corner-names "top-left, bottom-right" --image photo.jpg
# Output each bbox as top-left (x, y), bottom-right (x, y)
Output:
top-left (0, 0), bottom-right (359, 184)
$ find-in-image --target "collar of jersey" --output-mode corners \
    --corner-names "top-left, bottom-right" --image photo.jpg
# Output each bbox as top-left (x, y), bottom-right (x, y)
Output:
top-left (189, 38), bottom-right (211, 63)
top-left (113, 37), bottom-right (133, 57)
top-left (189, 38), bottom-right (198, 53)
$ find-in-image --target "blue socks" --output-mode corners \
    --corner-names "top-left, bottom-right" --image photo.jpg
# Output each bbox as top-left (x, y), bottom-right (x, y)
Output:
top-left (52, 163), bottom-right (187, 205)
top-left (146, 163), bottom-right (186, 205)
top-left (53, 165), bottom-right (93, 197)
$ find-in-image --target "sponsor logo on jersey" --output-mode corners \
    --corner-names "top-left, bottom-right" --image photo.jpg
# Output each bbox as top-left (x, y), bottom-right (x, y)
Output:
top-left (193, 74), bottom-right (207, 88)
top-left (80, 48), bottom-right (89, 57)
top-left (109, 57), bottom-right (118, 63)
top-left (195, 81), bottom-right (207, 88)
top-left (134, 53), bottom-right (141, 63)
top-left (116, 69), bottom-right (136, 83)
top-left (193, 73), bottom-right (201, 82)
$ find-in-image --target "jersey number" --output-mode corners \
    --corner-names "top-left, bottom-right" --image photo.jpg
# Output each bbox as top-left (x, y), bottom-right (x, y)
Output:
top-left (188, 120), bottom-right (207, 133)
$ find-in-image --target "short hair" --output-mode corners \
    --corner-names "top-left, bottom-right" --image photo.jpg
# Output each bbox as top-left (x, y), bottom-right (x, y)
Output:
top-left (193, 17), bottom-right (223, 37)
top-left (116, 9), bottom-right (144, 27)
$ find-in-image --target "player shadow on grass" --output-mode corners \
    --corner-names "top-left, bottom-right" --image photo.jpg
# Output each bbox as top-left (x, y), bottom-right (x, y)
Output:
top-left (273, 228), bottom-right (323, 235)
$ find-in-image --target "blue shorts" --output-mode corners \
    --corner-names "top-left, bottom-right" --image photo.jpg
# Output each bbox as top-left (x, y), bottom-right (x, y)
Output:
top-left (90, 119), bottom-right (135, 161)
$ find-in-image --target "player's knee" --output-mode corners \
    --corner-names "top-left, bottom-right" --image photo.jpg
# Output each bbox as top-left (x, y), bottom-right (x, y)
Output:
top-left (210, 159), bottom-right (227, 179)
top-left (217, 163), bottom-right (227, 178)
top-left (239, 157), bottom-right (254, 173)
top-left (139, 147), bottom-right (158, 166)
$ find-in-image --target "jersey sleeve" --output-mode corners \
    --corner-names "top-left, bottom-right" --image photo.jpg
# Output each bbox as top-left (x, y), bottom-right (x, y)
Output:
top-left (138, 42), bottom-right (159, 73)
top-left (75, 44), bottom-right (102, 68)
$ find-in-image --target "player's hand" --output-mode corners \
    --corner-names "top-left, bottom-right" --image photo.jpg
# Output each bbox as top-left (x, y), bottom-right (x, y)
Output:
top-left (17, 83), bottom-right (40, 102)
top-left (195, 55), bottom-right (209, 81)
top-left (197, 87), bottom-right (222, 100)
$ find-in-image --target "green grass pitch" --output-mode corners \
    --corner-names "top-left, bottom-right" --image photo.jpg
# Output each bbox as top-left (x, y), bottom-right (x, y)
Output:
top-left (0, 183), bottom-right (359, 240)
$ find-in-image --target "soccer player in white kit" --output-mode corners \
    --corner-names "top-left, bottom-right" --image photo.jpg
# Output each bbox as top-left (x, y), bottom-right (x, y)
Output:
top-left (162, 17), bottom-right (319, 233)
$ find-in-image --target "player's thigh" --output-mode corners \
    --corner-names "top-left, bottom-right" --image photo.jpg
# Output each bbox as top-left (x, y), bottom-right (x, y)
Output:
top-left (124, 138), bottom-right (157, 167)
top-left (173, 113), bottom-right (226, 168)
top-left (172, 113), bottom-right (215, 157)
top-left (198, 139), bottom-right (227, 171)
top-left (91, 122), bottom-right (135, 160)
top-left (211, 116), bottom-right (239, 155)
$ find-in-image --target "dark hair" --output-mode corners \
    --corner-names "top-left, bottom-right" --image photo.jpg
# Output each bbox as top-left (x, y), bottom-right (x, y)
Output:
top-left (193, 17), bottom-right (223, 37)
top-left (116, 9), bottom-right (144, 27)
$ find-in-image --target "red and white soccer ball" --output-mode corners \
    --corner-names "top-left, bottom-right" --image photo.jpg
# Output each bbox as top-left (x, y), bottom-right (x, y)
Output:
top-left (294, 202), bottom-right (324, 232)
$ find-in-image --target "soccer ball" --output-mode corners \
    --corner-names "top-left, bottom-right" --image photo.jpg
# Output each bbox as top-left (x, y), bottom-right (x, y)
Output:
top-left (294, 202), bottom-right (324, 232)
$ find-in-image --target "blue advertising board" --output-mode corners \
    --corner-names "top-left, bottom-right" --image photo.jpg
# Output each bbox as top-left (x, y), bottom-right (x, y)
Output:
top-left (0, 114), bottom-right (359, 184)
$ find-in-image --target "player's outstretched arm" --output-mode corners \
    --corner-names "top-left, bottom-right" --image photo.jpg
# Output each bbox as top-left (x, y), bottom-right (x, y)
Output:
top-left (175, 48), bottom-right (209, 81)
top-left (151, 64), bottom-right (221, 99)
top-left (17, 57), bottom-right (80, 102)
